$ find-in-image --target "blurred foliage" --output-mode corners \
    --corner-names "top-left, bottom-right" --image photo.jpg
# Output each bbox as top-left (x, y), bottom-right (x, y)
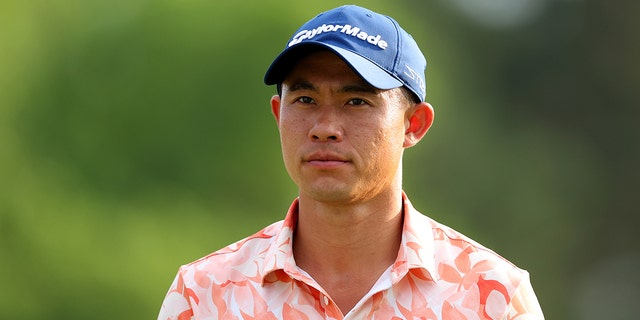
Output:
top-left (1, 0), bottom-right (638, 319)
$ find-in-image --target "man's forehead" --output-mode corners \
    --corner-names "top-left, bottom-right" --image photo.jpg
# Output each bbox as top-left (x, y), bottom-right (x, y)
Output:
top-left (283, 78), bottom-right (380, 95)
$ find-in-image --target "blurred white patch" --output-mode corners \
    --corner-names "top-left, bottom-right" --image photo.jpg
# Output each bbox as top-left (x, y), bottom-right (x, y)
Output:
top-left (485, 290), bottom-right (508, 319)
top-left (444, 0), bottom-right (550, 29)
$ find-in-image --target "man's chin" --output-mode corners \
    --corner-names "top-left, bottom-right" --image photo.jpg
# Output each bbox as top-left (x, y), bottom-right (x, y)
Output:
top-left (301, 185), bottom-right (357, 204)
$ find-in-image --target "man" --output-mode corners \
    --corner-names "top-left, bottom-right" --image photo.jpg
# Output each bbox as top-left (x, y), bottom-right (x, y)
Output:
top-left (158, 5), bottom-right (544, 319)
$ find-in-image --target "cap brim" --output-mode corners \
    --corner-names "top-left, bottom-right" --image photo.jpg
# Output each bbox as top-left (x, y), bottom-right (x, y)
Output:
top-left (264, 42), bottom-right (402, 90)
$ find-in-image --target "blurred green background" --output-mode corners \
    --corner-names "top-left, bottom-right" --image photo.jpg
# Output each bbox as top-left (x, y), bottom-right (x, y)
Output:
top-left (1, 0), bottom-right (638, 319)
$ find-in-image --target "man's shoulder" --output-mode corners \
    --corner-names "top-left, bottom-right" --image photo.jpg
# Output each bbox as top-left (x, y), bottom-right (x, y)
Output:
top-left (410, 209), bottom-right (527, 277)
top-left (178, 220), bottom-right (285, 278)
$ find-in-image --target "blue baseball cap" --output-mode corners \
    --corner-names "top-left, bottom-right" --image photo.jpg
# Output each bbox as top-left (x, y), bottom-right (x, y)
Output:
top-left (264, 5), bottom-right (427, 102)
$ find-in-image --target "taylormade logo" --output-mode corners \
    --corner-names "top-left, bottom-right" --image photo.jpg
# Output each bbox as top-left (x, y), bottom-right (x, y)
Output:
top-left (404, 64), bottom-right (426, 95)
top-left (288, 24), bottom-right (389, 50)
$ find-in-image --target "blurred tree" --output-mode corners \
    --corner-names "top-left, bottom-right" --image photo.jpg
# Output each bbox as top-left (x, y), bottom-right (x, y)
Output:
top-left (1, 0), bottom-right (638, 319)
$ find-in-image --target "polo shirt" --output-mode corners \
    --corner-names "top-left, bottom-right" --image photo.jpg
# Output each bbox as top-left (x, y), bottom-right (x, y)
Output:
top-left (158, 194), bottom-right (544, 319)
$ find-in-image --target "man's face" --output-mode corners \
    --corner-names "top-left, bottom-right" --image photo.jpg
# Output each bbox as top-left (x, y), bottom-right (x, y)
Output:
top-left (271, 50), bottom-right (415, 204)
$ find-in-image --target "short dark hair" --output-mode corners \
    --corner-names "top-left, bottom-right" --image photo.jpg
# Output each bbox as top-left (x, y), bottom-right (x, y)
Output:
top-left (400, 86), bottom-right (421, 105)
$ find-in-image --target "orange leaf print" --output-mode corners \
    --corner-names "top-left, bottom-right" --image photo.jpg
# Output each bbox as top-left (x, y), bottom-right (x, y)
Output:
top-left (461, 259), bottom-right (498, 290)
top-left (442, 301), bottom-right (467, 320)
top-left (406, 241), bottom-right (423, 257)
top-left (397, 301), bottom-right (413, 320)
top-left (195, 270), bottom-right (212, 288)
top-left (454, 248), bottom-right (471, 274)
top-left (368, 292), bottom-right (396, 319)
top-left (211, 285), bottom-right (230, 317)
top-left (448, 237), bottom-right (470, 250)
top-left (248, 285), bottom-right (277, 320)
top-left (283, 303), bottom-right (309, 320)
top-left (433, 228), bottom-right (447, 241)
top-left (240, 309), bottom-right (277, 320)
top-left (184, 287), bottom-right (199, 305)
top-left (410, 268), bottom-right (432, 282)
top-left (410, 283), bottom-right (428, 311)
top-left (477, 275), bottom-right (510, 319)
top-left (469, 259), bottom-right (497, 274)
top-left (177, 309), bottom-right (194, 320)
top-left (438, 262), bottom-right (462, 283)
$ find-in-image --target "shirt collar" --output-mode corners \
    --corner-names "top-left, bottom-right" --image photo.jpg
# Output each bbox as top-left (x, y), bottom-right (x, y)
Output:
top-left (391, 193), bottom-right (437, 283)
top-left (259, 192), bottom-right (437, 285)
top-left (259, 199), bottom-right (313, 285)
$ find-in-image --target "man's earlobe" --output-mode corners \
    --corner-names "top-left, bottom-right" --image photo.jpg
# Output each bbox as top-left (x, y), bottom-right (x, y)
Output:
top-left (271, 95), bottom-right (281, 123)
top-left (404, 102), bottom-right (434, 148)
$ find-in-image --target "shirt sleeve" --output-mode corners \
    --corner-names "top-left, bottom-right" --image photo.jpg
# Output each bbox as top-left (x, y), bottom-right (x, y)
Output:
top-left (157, 270), bottom-right (195, 320)
top-left (504, 272), bottom-right (545, 319)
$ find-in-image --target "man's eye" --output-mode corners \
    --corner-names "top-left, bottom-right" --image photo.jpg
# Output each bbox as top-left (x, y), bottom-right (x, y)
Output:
top-left (348, 98), bottom-right (366, 106)
top-left (297, 96), bottom-right (314, 104)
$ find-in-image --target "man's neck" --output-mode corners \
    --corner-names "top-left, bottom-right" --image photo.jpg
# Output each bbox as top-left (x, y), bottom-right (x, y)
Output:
top-left (292, 189), bottom-right (405, 314)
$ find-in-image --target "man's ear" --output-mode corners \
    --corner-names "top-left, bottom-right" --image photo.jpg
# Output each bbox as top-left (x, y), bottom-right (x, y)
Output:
top-left (404, 102), bottom-right (434, 148)
top-left (271, 94), bottom-right (281, 123)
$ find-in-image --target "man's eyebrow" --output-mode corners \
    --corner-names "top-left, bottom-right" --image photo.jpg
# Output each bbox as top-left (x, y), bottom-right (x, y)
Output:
top-left (287, 81), bottom-right (315, 92)
top-left (286, 80), bottom-right (380, 95)
top-left (339, 84), bottom-right (380, 95)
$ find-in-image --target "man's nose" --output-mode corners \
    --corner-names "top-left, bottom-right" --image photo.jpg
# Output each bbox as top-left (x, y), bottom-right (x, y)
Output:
top-left (309, 108), bottom-right (344, 142)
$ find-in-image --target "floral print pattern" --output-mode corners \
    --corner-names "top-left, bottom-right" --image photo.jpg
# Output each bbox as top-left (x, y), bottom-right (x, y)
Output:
top-left (158, 194), bottom-right (544, 319)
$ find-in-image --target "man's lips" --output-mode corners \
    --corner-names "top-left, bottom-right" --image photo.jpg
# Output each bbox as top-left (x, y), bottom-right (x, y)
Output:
top-left (304, 152), bottom-right (350, 168)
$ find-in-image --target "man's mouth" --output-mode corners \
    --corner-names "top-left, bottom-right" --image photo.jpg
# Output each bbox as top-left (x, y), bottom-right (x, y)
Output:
top-left (304, 152), bottom-right (350, 168)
